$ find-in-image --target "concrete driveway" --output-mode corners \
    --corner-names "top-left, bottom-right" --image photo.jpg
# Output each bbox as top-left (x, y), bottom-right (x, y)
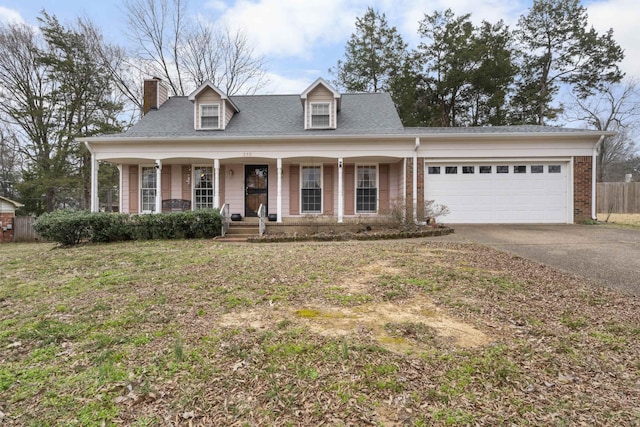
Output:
top-left (433, 224), bottom-right (640, 296)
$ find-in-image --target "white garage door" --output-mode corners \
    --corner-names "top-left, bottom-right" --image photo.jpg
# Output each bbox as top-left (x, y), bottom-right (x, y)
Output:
top-left (425, 162), bottom-right (569, 223)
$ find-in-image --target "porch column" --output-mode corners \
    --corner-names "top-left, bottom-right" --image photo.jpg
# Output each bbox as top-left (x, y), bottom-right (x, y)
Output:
top-left (337, 158), bottom-right (344, 223)
top-left (214, 159), bottom-right (220, 209)
top-left (155, 160), bottom-right (162, 214)
top-left (90, 152), bottom-right (99, 212)
top-left (277, 158), bottom-right (283, 223)
top-left (413, 138), bottom-right (419, 223)
top-left (117, 164), bottom-right (123, 213)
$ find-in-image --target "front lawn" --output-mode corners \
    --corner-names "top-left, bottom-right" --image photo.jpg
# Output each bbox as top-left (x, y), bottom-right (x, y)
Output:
top-left (0, 239), bottom-right (638, 426)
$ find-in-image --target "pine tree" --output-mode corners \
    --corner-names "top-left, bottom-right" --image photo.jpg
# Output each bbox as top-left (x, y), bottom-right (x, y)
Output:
top-left (331, 7), bottom-right (407, 93)
top-left (515, 0), bottom-right (624, 124)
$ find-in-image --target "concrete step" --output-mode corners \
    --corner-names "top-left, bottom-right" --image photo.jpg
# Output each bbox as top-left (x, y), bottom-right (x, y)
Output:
top-left (217, 236), bottom-right (250, 242)
top-left (225, 227), bottom-right (259, 236)
top-left (222, 221), bottom-right (260, 241)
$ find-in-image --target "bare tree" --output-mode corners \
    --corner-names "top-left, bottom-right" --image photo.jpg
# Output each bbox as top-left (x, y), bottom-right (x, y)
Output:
top-left (566, 79), bottom-right (640, 181)
top-left (123, 0), bottom-right (187, 95)
top-left (219, 28), bottom-right (268, 95)
top-left (122, 0), bottom-right (268, 96)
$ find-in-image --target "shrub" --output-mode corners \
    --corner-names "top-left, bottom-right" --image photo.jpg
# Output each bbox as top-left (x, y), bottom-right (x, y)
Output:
top-left (34, 209), bottom-right (222, 246)
top-left (33, 210), bottom-right (93, 246)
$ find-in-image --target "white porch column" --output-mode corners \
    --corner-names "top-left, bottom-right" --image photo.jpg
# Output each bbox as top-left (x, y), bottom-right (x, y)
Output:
top-left (337, 158), bottom-right (344, 223)
top-left (90, 152), bottom-right (99, 212)
top-left (413, 138), bottom-right (420, 223)
top-left (155, 160), bottom-right (162, 214)
top-left (117, 164), bottom-right (123, 213)
top-left (214, 159), bottom-right (220, 209)
top-left (277, 158), bottom-right (283, 223)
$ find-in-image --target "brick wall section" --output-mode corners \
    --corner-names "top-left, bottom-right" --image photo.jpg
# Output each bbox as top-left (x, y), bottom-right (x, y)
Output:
top-left (143, 79), bottom-right (158, 115)
top-left (404, 157), bottom-right (426, 221)
top-left (573, 156), bottom-right (593, 223)
top-left (0, 212), bottom-right (14, 242)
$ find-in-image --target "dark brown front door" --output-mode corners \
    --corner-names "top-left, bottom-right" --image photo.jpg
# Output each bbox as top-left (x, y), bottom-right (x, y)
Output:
top-left (245, 165), bottom-right (268, 217)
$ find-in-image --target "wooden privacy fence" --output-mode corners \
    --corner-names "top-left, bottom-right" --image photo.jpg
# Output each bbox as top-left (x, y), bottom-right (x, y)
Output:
top-left (13, 216), bottom-right (43, 242)
top-left (596, 182), bottom-right (640, 214)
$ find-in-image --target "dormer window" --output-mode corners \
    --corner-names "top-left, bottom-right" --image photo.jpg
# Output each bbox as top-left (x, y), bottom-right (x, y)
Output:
top-left (311, 103), bottom-right (331, 128)
top-left (200, 104), bottom-right (220, 129)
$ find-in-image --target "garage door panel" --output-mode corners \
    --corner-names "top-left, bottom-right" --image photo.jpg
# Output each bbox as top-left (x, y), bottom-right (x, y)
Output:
top-left (425, 162), bottom-right (569, 224)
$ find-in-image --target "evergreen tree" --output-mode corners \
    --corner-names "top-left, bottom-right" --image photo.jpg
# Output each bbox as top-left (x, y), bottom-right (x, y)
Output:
top-left (416, 10), bottom-right (515, 127)
top-left (515, 0), bottom-right (624, 124)
top-left (331, 7), bottom-right (407, 93)
top-left (0, 13), bottom-right (124, 214)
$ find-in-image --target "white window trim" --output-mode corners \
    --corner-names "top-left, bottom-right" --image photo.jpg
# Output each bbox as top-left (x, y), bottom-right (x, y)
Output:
top-left (309, 102), bottom-right (332, 129)
top-left (300, 164), bottom-right (323, 214)
top-left (139, 164), bottom-right (157, 214)
top-left (355, 163), bottom-right (379, 214)
top-left (198, 103), bottom-right (220, 130)
top-left (192, 164), bottom-right (215, 210)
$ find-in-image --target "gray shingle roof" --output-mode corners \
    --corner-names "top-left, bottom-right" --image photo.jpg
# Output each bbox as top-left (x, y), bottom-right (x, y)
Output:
top-left (115, 92), bottom-right (405, 138)
top-left (95, 90), bottom-right (610, 140)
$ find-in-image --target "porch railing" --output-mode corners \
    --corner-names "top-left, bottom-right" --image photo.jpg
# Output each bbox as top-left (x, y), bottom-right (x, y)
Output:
top-left (258, 204), bottom-right (266, 236)
top-left (220, 203), bottom-right (230, 237)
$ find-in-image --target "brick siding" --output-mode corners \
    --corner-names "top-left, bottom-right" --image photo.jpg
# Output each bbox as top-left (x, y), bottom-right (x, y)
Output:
top-left (0, 212), bottom-right (15, 242)
top-left (573, 156), bottom-right (593, 223)
top-left (143, 80), bottom-right (158, 115)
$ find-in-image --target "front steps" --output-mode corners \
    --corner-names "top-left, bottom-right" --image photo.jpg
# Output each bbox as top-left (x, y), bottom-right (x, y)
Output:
top-left (219, 218), bottom-right (260, 242)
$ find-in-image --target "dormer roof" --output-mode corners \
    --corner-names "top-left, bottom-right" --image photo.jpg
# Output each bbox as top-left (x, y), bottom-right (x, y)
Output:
top-left (188, 81), bottom-right (240, 113)
top-left (300, 77), bottom-right (341, 110)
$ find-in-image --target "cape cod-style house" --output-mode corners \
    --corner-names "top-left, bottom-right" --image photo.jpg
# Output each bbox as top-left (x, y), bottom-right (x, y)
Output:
top-left (82, 77), bottom-right (611, 224)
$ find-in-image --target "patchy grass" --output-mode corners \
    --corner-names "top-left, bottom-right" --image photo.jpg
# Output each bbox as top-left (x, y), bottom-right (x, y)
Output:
top-left (0, 239), bottom-right (638, 426)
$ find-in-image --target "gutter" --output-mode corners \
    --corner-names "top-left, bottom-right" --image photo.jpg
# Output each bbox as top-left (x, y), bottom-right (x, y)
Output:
top-left (592, 135), bottom-right (605, 220)
top-left (82, 130), bottom-right (617, 144)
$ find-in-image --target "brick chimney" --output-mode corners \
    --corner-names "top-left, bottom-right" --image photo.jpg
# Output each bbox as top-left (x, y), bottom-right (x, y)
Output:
top-left (143, 77), bottom-right (169, 115)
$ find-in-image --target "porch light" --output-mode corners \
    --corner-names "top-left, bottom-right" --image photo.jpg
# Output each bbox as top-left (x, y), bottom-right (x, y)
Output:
top-left (229, 169), bottom-right (234, 177)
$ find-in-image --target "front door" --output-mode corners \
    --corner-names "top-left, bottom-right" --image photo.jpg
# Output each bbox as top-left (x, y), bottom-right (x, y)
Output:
top-left (245, 165), bottom-right (268, 217)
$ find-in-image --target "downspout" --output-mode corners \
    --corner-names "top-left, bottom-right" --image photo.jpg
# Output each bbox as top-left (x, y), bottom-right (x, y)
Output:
top-left (413, 137), bottom-right (420, 224)
top-left (592, 135), bottom-right (605, 221)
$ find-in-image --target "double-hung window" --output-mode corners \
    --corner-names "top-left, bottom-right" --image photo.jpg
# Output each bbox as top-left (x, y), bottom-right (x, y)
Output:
top-left (140, 166), bottom-right (157, 213)
top-left (301, 166), bottom-right (322, 213)
top-left (356, 165), bottom-right (377, 213)
top-left (200, 104), bottom-right (219, 129)
top-left (310, 103), bottom-right (330, 128)
top-left (194, 166), bottom-right (214, 209)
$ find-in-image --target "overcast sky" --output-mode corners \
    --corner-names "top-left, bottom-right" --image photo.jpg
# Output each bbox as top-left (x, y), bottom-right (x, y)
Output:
top-left (0, 0), bottom-right (638, 94)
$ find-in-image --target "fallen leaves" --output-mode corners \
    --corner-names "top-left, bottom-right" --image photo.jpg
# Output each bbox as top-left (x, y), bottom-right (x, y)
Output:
top-left (0, 239), bottom-right (638, 426)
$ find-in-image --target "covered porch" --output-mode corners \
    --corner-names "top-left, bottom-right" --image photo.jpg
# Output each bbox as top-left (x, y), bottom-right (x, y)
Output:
top-left (86, 154), bottom-right (415, 223)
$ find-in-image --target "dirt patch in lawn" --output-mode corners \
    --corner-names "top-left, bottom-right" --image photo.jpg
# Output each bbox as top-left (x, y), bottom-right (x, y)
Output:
top-left (219, 295), bottom-right (491, 354)
top-left (219, 257), bottom-right (490, 352)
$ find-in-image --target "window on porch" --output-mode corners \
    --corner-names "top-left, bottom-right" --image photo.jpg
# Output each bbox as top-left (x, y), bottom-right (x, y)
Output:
top-left (301, 166), bottom-right (321, 213)
top-left (140, 166), bottom-right (157, 213)
top-left (356, 165), bottom-right (377, 213)
top-left (194, 166), bottom-right (214, 209)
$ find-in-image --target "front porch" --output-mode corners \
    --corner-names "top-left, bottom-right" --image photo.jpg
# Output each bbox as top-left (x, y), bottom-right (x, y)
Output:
top-left (87, 155), bottom-right (422, 223)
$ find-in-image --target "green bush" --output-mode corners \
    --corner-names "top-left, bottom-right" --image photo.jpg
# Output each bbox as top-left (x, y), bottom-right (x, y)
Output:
top-left (33, 210), bottom-right (93, 246)
top-left (34, 209), bottom-right (222, 246)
